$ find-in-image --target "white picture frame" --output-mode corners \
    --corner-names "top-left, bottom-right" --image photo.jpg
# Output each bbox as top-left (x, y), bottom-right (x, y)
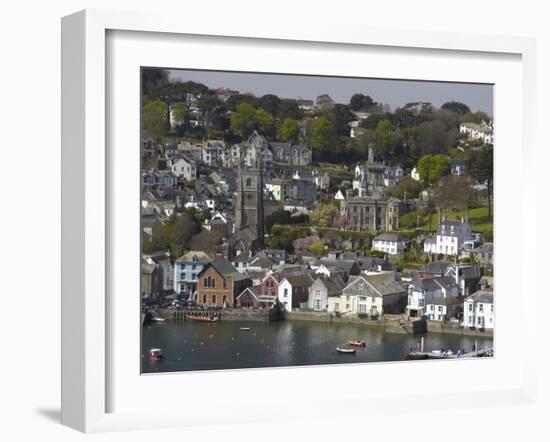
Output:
top-left (61, 9), bottom-right (537, 433)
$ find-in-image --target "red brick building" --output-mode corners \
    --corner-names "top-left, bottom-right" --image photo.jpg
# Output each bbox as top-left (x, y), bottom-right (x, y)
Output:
top-left (197, 260), bottom-right (251, 307)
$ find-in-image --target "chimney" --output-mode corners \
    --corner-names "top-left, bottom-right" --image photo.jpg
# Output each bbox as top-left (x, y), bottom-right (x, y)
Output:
top-left (368, 146), bottom-right (374, 163)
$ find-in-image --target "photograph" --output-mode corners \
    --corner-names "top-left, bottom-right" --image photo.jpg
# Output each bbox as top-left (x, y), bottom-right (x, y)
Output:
top-left (140, 68), bottom-right (494, 373)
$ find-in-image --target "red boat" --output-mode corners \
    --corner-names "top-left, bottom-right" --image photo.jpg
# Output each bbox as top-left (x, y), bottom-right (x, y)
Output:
top-left (148, 348), bottom-right (163, 360)
top-left (347, 340), bottom-right (366, 347)
top-left (185, 314), bottom-right (219, 322)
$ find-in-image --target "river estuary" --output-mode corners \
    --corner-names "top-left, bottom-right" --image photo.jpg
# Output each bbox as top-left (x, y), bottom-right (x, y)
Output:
top-left (142, 320), bottom-right (493, 373)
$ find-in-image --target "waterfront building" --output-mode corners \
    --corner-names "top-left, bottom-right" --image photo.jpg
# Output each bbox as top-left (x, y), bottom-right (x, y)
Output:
top-left (196, 260), bottom-right (252, 307)
top-left (277, 273), bottom-right (315, 312)
top-left (406, 276), bottom-right (460, 320)
top-left (308, 276), bottom-right (346, 312)
top-left (174, 251), bottom-right (213, 297)
top-left (327, 275), bottom-right (382, 318)
top-left (463, 289), bottom-right (494, 329)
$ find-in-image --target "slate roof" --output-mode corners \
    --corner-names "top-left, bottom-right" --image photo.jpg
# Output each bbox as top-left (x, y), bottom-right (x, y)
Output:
top-left (466, 289), bottom-right (494, 304)
top-left (315, 275), bottom-right (346, 296)
top-left (366, 273), bottom-right (406, 296)
top-left (284, 272), bottom-right (315, 288)
top-left (201, 259), bottom-right (249, 282)
top-left (373, 233), bottom-right (406, 242)
top-left (422, 261), bottom-right (451, 275)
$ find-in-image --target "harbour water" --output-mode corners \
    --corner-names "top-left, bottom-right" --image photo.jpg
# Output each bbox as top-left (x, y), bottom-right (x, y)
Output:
top-left (142, 320), bottom-right (493, 373)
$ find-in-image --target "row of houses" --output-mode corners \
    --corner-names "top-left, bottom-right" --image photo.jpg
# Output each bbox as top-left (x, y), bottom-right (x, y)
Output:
top-left (156, 248), bottom-right (492, 329)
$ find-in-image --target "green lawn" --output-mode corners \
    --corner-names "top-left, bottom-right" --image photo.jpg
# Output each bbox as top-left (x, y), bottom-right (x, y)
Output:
top-left (400, 206), bottom-right (493, 238)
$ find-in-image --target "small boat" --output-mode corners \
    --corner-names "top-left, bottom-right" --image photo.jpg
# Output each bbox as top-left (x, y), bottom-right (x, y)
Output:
top-left (239, 327), bottom-right (251, 331)
top-left (151, 317), bottom-right (166, 322)
top-left (347, 339), bottom-right (366, 347)
top-left (405, 351), bottom-right (429, 360)
top-left (336, 347), bottom-right (356, 354)
top-left (148, 348), bottom-right (163, 360)
top-left (185, 314), bottom-right (219, 322)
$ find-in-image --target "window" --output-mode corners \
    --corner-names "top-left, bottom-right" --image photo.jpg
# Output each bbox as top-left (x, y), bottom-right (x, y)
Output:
top-left (284, 288), bottom-right (288, 298)
top-left (359, 304), bottom-right (366, 314)
top-left (468, 303), bottom-right (473, 311)
top-left (202, 294), bottom-right (207, 304)
top-left (316, 290), bottom-right (321, 298)
top-left (222, 279), bottom-right (226, 289)
top-left (223, 295), bottom-right (227, 305)
top-left (479, 304), bottom-right (484, 312)
top-left (438, 306), bottom-right (443, 312)
top-left (335, 303), bottom-right (340, 312)
top-left (430, 305), bottom-right (434, 311)
top-left (203, 277), bottom-right (208, 287)
top-left (346, 304), bottom-right (350, 310)
top-left (490, 304), bottom-right (494, 313)
top-left (212, 295), bottom-right (217, 304)
top-left (314, 299), bottom-right (322, 310)
top-left (211, 277), bottom-right (216, 288)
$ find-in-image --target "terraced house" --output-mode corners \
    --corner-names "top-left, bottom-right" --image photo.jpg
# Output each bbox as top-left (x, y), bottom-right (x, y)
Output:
top-left (196, 260), bottom-right (251, 307)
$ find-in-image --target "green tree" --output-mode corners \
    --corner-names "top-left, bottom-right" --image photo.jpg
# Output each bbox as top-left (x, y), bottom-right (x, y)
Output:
top-left (308, 239), bottom-right (326, 258)
top-left (417, 154), bottom-right (450, 184)
top-left (309, 202), bottom-right (339, 228)
top-left (375, 119), bottom-right (397, 160)
top-left (469, 146), bottom-right (494, 217)
top-left (258, 94), bottom-right (281, 116)
top-left (311, 116), bottom-right (336, 160)
top-left (142, 68), bottom-right (168, 96)
top-left (142, 99), bottom-right (168, 139)
top-left (230, 102), bottom-right (258, 138)
top-left (349, 93), bottom-right (375, 111)
top-left (441, 101), bottom-right (471, 116)
top-left (387, 176), bottom-right (424, 200)
top-left (255, 108), bottom-right (276, 138)
top-left (171, 102), bottom-right (188, 128)
top-left (278, 118), bottom-right (300, 143)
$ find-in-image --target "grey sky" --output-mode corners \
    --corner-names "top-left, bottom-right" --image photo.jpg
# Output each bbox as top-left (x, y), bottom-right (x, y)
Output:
top-left (168, 68), bottom-right (493, 115)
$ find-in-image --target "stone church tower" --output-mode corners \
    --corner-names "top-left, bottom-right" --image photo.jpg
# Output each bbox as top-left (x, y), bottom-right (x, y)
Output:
top-left (234, 157), bottom-right (264, 247)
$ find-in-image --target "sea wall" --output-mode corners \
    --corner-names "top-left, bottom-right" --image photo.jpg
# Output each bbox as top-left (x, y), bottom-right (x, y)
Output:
top-left (284, 311), bottom-right (427, 335)
top-left (426, 320), bottom-right (494, 337)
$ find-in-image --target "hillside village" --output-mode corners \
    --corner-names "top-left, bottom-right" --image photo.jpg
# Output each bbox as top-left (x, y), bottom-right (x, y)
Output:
top-left (141, 70), bottom-right (494, 333)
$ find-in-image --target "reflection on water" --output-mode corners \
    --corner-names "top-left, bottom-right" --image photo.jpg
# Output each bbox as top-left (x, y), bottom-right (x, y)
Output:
top-left (141, 320), bottom-right (493, 373)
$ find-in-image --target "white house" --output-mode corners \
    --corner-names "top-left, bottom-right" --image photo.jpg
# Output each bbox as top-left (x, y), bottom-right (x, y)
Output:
top-left (423, 217), bottom-right (473, 256)
top-left (410, 167), bottom-right (420, 181)
top-left (459, 122), bottom-right (494, 145)
top-left (277, 273), bottom-right (314, 312)
top-left (171, 157), bottom-right (197, 181)
top-left (372, 233), bottom-right (407, 256)
top-left (174, 251), bottom-right (212, 297)
top-left (308, 276), bottom-right (346, 311)
top-left (406, 276), bottom-right (460, 320)
top-left (327, 275), bottom-right (383, 318)
top-left (463, 289), bottom-right (494, 329)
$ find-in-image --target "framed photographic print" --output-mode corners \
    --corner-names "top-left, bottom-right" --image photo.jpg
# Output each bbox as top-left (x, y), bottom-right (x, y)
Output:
top-left (62, 9), bottom-right (537, 433)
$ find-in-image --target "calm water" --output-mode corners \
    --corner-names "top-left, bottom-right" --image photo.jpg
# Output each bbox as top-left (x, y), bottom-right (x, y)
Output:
top-left (141, 320), bottom-right (493, 373)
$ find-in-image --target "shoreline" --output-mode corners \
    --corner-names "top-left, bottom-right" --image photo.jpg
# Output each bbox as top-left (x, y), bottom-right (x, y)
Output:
top-left (146, 308), bottom-right (493, 338)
